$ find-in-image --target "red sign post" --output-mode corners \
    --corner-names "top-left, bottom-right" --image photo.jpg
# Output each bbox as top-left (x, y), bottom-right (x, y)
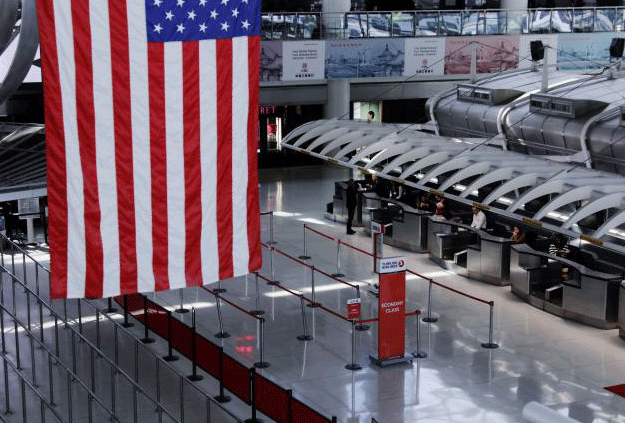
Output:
top-left (371, 256), bottom-right (412, 366)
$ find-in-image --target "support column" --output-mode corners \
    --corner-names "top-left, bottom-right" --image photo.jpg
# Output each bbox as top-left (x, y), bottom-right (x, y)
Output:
top-left (500, 0), bottom-right (527, 9)
top-left (322, 0), bottom-right (350, 39)
top-left (324, 79), bottom-right (350, 120)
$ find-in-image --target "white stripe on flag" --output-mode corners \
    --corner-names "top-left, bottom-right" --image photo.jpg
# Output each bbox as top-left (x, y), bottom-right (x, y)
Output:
top-left (127, 0), bottom-right (154, 293)
top-left (199, 40), bottom-right (220, 283)
top-left (54, 0), bottom-right (85, 298)
top-left (164, 42), bottom-right (186, 290)
top-left (231, 37), bottom-right (250, 276)
top-left (90, 0), bottom-right (120, 298)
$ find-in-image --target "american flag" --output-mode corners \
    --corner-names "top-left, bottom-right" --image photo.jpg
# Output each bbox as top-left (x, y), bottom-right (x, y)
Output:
top-left (37, 0), bottom-right (262, 299)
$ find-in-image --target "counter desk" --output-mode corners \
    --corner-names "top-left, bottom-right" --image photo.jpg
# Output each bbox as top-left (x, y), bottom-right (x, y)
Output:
top-left (511, 244), bottom-right (620, 329)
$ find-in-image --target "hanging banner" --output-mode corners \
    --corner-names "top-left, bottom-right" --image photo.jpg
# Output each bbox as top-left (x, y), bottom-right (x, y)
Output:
top-left (260, 41), bottom-right (283, 81)
top-left (282, 40), bottom-right (325, 81)
top-left (377, 270), bottom-right (406, 361)
top-left (404, 37), bottom-right (445, 76)
top-left (557, 32), bottom-right (619, 70)
top-left (445, 36), bottom-right (519, 74)
top-left (325, 39), bottom-right (405, 79)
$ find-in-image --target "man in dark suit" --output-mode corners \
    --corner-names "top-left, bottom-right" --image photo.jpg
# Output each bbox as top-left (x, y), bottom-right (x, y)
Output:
top-left (346, 179), bottom-right (358, 235)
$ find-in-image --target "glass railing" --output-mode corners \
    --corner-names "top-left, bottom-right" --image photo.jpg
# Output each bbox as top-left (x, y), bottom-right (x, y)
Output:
top-left (261, 7), bottom-right (625, 40)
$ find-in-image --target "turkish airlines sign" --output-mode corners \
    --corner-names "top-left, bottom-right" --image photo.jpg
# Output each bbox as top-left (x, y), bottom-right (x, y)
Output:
top-left (376, 256), bottom-right (406, 274)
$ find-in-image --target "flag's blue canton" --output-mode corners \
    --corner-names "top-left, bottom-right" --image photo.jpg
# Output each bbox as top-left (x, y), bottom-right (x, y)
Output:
top-left (146, 0), bottom-right (260, 42)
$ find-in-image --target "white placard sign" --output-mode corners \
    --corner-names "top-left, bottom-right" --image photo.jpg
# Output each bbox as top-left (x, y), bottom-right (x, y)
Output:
top-left (371, 221), bottom-right (383, 233)
top-left (404, 38), bottom-right (445, 76)
top-left (282, 41), bottom-right (325, 81)
top-left (376, 256), bottom-right (406, 274)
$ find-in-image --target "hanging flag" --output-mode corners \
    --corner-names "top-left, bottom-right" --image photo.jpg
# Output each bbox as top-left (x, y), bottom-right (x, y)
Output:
top-left (37, 0), bottom-right (262, 298)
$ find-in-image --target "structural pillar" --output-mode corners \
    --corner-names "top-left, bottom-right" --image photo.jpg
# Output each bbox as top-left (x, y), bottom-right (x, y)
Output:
top-left (324, 79), bottom-right (350, 120)
top-left (322, 0), bottom-right (350, 39)
top-left (500, 0), bottom-right (527, 10)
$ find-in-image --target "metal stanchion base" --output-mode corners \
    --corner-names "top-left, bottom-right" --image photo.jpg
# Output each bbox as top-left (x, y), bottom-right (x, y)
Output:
top-left (355, 324), bottom-right (370, 331)
top-left (412, 351), bottom-right (428, 359)
top-left (345, 363), bottom-right (362, 371)
top-left (174, 308), bottom-right (189, 314)
top-left (215, 331), bottom-right (231, 339)
top-left (213, 288), bottom-right (227, 294)
top-left (141, 337), bottom-right (155, 344)
top-left (163, 354), bottom-right (179, 362)
top-left (422, 317), bottom-right (438, 323)
top-left (297, 335), bottom-right (313, 341)
top-left (121, 322), bottom-right (134, 328)
top-left (331, 273), bottom-right (345, 278)
top-left (187, 374), bottom-right (204, 382)
top-left (306, 303), bottom-right (321, 308)
top-left (214, 394), bottom-right (231, 404)
top-left (250, 310), bottom-right (265, 316)
top-left (481, 342), bottom-right (499, 349)
top-left (370, 354), bottom-right (413, 367)
top-left (298, 255), bottom-right (311, 260)
top-left (254, 361), bottom-right (270, 369)
top-left (244, 418), bottom-right (264, 423)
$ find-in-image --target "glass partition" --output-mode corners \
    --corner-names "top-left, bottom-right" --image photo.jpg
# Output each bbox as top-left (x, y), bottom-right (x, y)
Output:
top-left (596, 8), bottom-right (616, 31)
top-left (391, 12), bottom-right (415, 37)
top-left (505, 10), bottom-right (529, 33)
top-left (367, 13), bottom-right (393, 37)
top-left (439, 12), bottom-right (462, 36)
top-left (345, 13), bottom-right (368, 38)
top-left (529, 9), bottom-right (552, 33)
top-left (572, 9), bottom-right (594, 32)
top-left (415, 12), bottom-right (440, 36)
top-left (551, 9), bottom-right (572, 33)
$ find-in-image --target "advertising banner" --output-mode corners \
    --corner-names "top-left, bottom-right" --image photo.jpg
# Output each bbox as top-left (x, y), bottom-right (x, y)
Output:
top-left (519, 34), bottom-right (557, 68)
top-left (378, 270), bottom-right (406, 361)
top-left (282, 40), bottom-right (325, 81)
top-left (557, 32), bottom-right (619, 70)
top-left (404, 38), bottom-right (445, 76)
top-left (445, 36), bottom-right (519, 74)
top-left (260, 41), bottom-right (283, 82)
top-left (325, 39), bottom-right (405, 79)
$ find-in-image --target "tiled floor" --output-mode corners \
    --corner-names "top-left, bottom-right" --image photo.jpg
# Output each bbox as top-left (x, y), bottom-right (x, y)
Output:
top-left (3, 163), bottom-right (625, 422)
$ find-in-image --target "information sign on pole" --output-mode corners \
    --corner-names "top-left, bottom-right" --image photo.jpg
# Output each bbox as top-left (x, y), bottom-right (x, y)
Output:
top-left (346, 298), bottom-right (361, 320)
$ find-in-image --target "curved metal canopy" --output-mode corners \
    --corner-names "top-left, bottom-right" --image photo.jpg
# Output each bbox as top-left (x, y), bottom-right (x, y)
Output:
top-left (282, 119), bottom-right (625, 253)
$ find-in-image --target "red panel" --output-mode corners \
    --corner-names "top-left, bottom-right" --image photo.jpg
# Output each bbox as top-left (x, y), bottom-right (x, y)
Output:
top-left (606, 384), bottom-right (625, 398)
top-left (291, 399), bottom-right (331, 423)
top-left (222, 354), bottom-right (251, 404)
top-left (145, 301), bottom-right (168, 338)
top-left (254, 374), bottom-right (289, 423)
top-left (124, 294), bottom-right (144, 313)
top-left (195, 336), bottom-right (220, 378)
top-left (378, 271), bottom-right (406, 361)
top-left (169, 318), bottom-right (193, 357)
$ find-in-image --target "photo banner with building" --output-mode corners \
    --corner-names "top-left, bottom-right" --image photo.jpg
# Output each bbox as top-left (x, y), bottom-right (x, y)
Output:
top-left (325, 39), bottom-right (405, 79)
top-left (404, 38), bottom-right (445, 77)
top-left (557, 32), bottom-right (620, 70)
top-left (282, 41), bottom-right (325, 81)
top-left (260, 41), bottom-right (283, 81)
top-left (444, 36), bottom-right (519, 74)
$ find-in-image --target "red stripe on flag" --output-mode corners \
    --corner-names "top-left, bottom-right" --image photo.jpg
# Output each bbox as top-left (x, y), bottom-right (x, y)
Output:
top-left (36, 0), bottom-right (68, 299)
top-left (216, 39), bottom-right (234, 279)
top-left (72, 0), bottom-right (104, 298)
top-left (109, 0), bottom-right (137, 294)
top-left (148, 43), bottom-right (169, 291)
top-left (246, 36), bottom-right (262, 272)
top-left (183, 42), bottom-right (202, 286)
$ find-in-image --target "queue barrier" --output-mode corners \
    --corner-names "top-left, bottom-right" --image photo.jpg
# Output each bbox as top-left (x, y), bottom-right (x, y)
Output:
top-left (115, 293), bottom-right (335, 423)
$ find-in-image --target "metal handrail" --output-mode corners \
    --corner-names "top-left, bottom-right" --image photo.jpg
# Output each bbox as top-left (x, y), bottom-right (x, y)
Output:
top-left (0, 233), bottom-right (244, 423)
top-left (0, 265), bottom-right (182, 423)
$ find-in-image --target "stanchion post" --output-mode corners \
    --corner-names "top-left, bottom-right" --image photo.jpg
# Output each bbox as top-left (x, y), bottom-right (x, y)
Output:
top-left (422, 279), bottom-right (438, 323)
top-left (214, 347), bottom-right (231, 403)
top-left (412, 313), bottom-right (427, 358)
top-left (162, 310), bottom-right (179, 362)
top-left (141, 296), bottom-right (155, 344)
top-left (121, 295), bottom-right (134, 328)
top-left (214, 296), bottom-right (230, 339)
top-left (244, 368), bottom-right (261, 423)
top-left (297, 295), bottom-right (312, 341)
top-left (267, 211), bottom-right (276, 245)
top-left (298, 225), bottom-right (311, 260)
top-left (355, 286), bottom-right (369, 331)
top-left (268, 247), bottom-right (279, 285)
top-left (306, 267), bottom-right (320, 308)
top-left (345, 320), bottom-right (362, 371)
top-left (214, 279), bottom-right (226, 294)
top-left (188, 308), bottom-right (204, 381)
top-left (331, 240), bottom-right (345, 278)
top-left (253, 318), bottom-right (269, 368)
top-left (103, 297), bottom-right (117, 313)
top-left (250, 272), bottom-right (265, 316)
top-left (481, 301), bottom-right (499, 349)
top-left (175, 288), bottom-right (189, 314)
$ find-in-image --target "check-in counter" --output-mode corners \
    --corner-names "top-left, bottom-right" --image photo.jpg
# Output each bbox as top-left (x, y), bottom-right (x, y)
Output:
top-left (467, 232), bottom-right (514, 286)
top-left (511, 244), bottom-right (620, 329)
top-left (427, 216), bottom-right (475, 270)
top-left (363, 193), bottom-right (430, 253)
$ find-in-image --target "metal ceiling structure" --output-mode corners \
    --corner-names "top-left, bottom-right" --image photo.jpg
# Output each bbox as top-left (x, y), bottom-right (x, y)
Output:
top-left (282, 118), bottom-right (625, 253)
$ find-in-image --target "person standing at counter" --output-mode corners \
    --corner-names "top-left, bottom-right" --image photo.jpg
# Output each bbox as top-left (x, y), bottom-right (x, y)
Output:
top-left (549, 233), bottom-right (570, 257)
top-left (470, 206), bottom-right (487, 230)
top-left (510, 226), bottom-right (525, 244)
top-left (346, 179), bottom-right (358, 235)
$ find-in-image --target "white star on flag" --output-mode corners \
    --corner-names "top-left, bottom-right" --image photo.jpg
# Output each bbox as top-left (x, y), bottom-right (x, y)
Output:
top-left (199, 22), bottom-right (207, 32)
top-left (176, 23), bottom-right (185, 32)
top-left (221, 0), bottom-right (229, 5)
top-left (176, 0), bottom-right (185, 6)
top-left (188, 10), bottom-right (196, 20)
top-left (210, 9), bottom-right (218, 19)
top-left (153, 0), bottom-right (162, 6)
top-left (199, 0), bottom-right (207, 4)
top-left (241, 20), bottom-right (250, 29)
top-left (165, 10), bottom-right (174, 20)
top-left (153, 23), bottom-right (163, 32)
top-left (220, 21), bottom-right (229, 31)
top-left (232, 8), bottom-right (239, 17)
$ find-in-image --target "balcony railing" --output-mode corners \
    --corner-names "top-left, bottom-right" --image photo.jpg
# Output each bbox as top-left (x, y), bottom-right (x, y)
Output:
top-left (261, 7), bottom-right (625, 40)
